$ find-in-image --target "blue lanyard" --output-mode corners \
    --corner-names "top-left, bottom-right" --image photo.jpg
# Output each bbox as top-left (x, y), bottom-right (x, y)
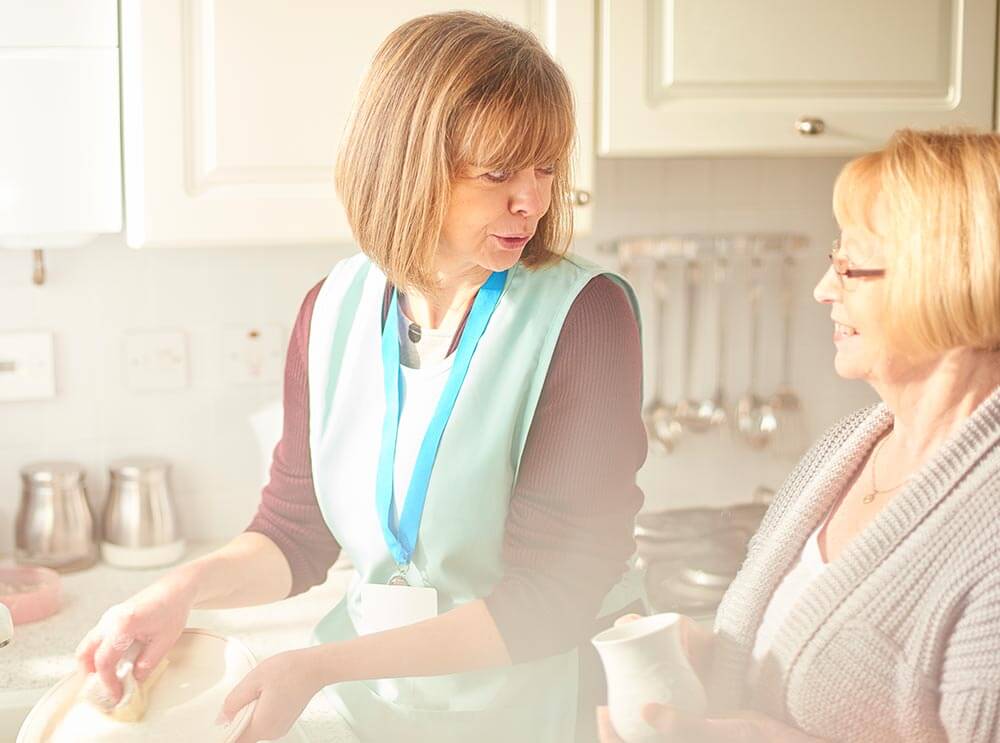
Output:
top-left (375, 270), bottom-right (507, 570)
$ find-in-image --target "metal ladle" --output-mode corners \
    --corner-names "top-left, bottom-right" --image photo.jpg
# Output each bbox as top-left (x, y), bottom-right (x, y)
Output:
top-left (734, 250), bottom-right (777, 448)
top-left (674, 256), bottom-right (713, 433)
top-left (643, 258), bottom-right (681, 453)
top-left (694, 250), bottom-right (729, 431)
top-left (768, 248), bottom-right (806, 455)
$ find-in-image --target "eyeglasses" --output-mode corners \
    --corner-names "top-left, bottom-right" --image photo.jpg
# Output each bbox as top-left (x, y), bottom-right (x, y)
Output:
top-left (828, 239), bottom-right (886, 291)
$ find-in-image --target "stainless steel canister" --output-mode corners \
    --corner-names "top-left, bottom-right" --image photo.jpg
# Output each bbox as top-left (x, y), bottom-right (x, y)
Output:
top-left (102, 457), bottom-right (182, 547)
top-left (16, 461), bottom-right (98, 572)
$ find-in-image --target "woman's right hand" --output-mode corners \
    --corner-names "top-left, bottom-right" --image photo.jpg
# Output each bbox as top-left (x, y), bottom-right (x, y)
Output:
top-left (74, 573), bottom-right (197, 703)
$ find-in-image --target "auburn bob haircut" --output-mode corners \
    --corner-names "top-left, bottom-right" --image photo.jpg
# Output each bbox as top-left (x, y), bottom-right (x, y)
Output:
top-left (335, 11), bottom-right (576, 292)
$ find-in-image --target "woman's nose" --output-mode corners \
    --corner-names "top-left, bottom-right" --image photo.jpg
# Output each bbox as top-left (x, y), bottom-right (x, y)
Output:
top-left (509, 170), bottom-right (545, 217)
top-left (814, 264), bottom-right (840, 305)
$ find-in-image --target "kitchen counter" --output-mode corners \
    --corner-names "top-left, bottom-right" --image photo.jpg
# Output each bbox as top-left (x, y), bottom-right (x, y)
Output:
top-left (0, 543), bottom-right (359, 742)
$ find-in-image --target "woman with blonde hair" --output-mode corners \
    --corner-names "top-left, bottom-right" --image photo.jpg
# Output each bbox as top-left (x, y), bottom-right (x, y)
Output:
top-left (76, 11), bottom-right (645, 743)
top-left (601, 128), bottom-right (1000, 742)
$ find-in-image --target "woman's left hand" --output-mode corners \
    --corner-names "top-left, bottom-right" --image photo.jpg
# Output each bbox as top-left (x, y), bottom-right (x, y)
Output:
top-left (218, 647), bottom-right (327, 743)
top-left (597, 703), bottom-right (825, 743)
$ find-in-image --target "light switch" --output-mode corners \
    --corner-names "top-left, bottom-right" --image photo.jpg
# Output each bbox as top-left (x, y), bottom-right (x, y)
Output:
top-left (0, 331), bottom-right (56, 402)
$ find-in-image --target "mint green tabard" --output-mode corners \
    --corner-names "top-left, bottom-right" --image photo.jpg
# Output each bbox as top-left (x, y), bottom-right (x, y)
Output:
top-left (305, 252), bottom-right (641, 742)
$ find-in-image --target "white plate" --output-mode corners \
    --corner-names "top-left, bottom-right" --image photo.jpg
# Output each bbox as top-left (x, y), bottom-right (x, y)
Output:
top-left (17, 629), bottom-right (257, 743)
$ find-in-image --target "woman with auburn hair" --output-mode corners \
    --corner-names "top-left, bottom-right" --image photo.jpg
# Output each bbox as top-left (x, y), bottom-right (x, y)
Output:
top-left (600, 128), bottom-right (1000, 743)
top-left (76, 11), bottom-right (645, 743)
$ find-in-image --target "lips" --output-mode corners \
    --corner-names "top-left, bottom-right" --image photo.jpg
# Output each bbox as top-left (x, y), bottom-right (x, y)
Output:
top-left (492, 234), bottom-right (531, 250)
top-left (833, 320), bottom-right (859, 341)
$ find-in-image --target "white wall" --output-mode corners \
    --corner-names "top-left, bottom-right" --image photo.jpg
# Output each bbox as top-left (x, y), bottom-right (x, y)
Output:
top-left (0, 156), bottom-right (878, 556)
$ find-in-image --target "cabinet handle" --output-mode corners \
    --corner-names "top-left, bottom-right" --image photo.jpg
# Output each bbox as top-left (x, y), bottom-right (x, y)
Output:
top-left (794, 117), bottom-right (825, 136)
top-left (569, 189), bottom-right (592, 207)
top-left (32, 249), bottom-right (46, 285)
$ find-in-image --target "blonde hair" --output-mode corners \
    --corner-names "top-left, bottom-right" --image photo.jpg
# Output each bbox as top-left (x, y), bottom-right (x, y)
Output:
top-left (335, 11), bottom-right (575, 292)
top-left (832, 128), bottom-right (1000, 358)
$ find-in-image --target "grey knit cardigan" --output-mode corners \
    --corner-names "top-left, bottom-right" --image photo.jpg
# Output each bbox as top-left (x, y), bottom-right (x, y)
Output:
top-left (709, 385), bottom-right (1000, 742)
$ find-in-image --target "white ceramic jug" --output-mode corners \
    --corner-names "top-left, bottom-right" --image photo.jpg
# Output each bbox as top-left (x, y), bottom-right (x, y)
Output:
top-left (592, 613), bottom-right (707, 743)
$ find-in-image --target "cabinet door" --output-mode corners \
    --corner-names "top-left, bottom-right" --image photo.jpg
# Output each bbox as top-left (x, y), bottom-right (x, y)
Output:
top-left (121, 0), bottom-right (593, 249)
top-left (0, 0), bottom-right (121, 247)
top-left (599, 0), bottom-right (997, 156)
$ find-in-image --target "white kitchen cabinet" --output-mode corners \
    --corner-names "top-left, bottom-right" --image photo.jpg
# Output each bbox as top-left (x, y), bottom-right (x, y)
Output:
top-left (121, 0), bottom-right (594, 249)
top-left (599, 0), bottom-right (998, 157)
top-left (0, 0), bottom-right (121, 250)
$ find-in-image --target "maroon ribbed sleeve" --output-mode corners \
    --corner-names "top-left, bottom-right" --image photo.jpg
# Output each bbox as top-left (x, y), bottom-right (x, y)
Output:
top-left (245, 274), bottom-right (647, 661)
top-left (483, 276), bottom-right (646, 662)
top-left (244, 280), bottom-right (342, 596)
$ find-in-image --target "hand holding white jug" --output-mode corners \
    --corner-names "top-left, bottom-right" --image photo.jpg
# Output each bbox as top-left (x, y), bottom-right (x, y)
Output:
top-left (594, 614), bottom-right (825, 742)
top-left (592, 613), bottom-right (709, 743)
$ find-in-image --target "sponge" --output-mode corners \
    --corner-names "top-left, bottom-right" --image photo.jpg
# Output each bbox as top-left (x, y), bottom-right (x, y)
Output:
top-left (100, 658), bottom-right (170, 722)
top-left (80, 643), bottom-right (171, 723)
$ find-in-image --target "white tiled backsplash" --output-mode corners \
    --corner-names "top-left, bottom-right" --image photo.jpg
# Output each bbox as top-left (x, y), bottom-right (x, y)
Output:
top-left (0, 157), bottom-right (877, 555)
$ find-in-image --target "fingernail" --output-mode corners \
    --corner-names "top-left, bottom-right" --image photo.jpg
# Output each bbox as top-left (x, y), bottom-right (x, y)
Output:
top-left (214, 712), bottom-right (230, 726)
top-left (642, 703), bottom-right (670, 725)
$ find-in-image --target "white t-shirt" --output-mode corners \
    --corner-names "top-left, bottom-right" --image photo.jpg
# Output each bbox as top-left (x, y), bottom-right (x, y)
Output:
top-left (391, 307), bottom-right (455, 523)
top-left (749, 520), bottom-right (829, 680)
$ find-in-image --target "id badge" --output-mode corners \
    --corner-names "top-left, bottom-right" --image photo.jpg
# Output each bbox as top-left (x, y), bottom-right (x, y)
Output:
top-left (358, 582), bottom-right (439, 635)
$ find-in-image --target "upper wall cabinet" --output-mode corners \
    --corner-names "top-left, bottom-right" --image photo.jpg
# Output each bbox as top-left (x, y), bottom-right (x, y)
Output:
top-left (0, 0), bottom-right (121, 250)
top-left (598, 0), bottom-right (997, 157)
top-left (121, 0), bottom-right (594, 249)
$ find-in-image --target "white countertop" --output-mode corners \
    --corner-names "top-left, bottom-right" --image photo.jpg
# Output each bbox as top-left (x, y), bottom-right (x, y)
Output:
top-left (0, 543), bottom-right (360, 742)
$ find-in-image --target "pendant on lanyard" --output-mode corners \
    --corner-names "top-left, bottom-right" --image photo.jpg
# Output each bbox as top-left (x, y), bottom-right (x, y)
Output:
top-left (375, 270), bottom-right (508, 586)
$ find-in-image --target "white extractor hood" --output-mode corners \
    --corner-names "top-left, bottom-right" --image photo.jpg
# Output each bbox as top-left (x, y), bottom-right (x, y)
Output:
top-left (0, 0), bottom-right (122, 251)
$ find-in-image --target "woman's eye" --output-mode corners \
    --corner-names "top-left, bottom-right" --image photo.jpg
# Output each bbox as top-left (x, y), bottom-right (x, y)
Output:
top-left (479, 165), bottom-right (555, 182)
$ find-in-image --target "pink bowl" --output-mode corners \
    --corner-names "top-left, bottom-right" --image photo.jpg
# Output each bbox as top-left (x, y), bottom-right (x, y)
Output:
top-left (0, 564), bottom-right (62, 624)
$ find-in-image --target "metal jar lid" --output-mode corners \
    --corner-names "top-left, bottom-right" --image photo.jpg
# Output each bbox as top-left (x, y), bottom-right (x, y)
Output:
top-left (20, 461), bottom-right (86, 488)
top-left (109, 456), bottom-right (171, 481)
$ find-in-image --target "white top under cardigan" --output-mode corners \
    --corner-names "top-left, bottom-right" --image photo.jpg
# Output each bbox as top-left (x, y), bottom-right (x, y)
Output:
top-left (749, 521), bottom-right (826, 681)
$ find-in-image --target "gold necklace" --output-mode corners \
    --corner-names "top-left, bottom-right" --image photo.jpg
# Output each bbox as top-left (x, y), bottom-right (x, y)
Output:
top-left (863, 431), bottom-right (908, 504)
